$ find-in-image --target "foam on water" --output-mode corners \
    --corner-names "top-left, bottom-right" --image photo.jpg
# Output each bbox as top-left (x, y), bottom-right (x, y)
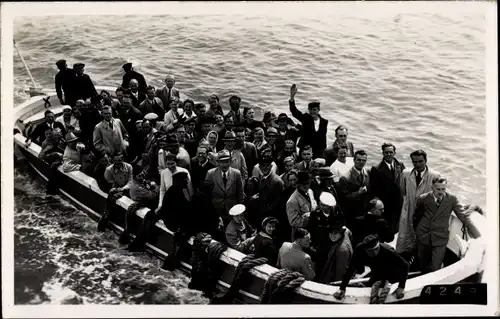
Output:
top-left (12, 6), bottom-right (488, 304)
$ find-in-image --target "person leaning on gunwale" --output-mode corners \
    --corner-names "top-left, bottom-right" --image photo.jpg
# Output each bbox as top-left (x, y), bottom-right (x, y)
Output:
top-left (35, 62), bottom-right (468, 286)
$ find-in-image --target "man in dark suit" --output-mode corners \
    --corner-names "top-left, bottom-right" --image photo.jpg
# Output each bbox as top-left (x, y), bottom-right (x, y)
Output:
top-left (413, 176), bottom-right (471, 274)
top-left (324, 125), bottom-right (355, 167)
top-left (26, 110), bottom-right (66, 146)
top-left (337, 150), bottom-right (371, 233)
top-left (128, 79), bottom-right (147, 108)
top-left (54, 59), bottom-right (77, 106)
top-left (369, 143), bottom-right (406, 235)
top-left (73, 63), bottom-right (98, 102)
top-left (183, 117), bottom-right (198, 158)
top-left (138, 85), bottom-right (165, 119)
top-left (119, 93), bottom-right (143, 162)
top-left (121, 62), bottom-right (148, 94)
top-left (205, 149), bottom-right (245, 226)
top-left (288, 84), bottom-right (328, 159)
top-left (155, 75), bottom-right (180, 111)
top-left (234, 126), bottom-right (258, 175)
top-left (252, 155), bottom-right (285, 226)
top-left (295, 145), bottom-right (314, 171)
top-left (190, 146), bottom-right (215, 192)
top-left (354, 198), bottom-right (394, 247)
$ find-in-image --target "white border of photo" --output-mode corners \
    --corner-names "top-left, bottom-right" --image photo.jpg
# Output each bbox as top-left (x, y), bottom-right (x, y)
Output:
top-left (1, 1), bottom-right (498, 317)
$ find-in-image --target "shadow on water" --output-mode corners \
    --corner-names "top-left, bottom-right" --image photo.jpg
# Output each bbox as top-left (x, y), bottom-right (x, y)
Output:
top-left (13, 155), bottom-right (209, 305)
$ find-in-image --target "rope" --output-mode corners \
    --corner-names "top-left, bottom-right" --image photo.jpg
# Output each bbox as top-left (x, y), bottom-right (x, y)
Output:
top-left (43, 96), bottom-right (51, 108)
top-left (119, 202), bottom-right (144, 244)
top-left (188, 234), bottom-right (228, 299)
top-left (369, 280), bottom-right (390, 304)
top-left (260, 269), bottom-right (305, 304)
top-left (211, 254), bottom-right (268, 304)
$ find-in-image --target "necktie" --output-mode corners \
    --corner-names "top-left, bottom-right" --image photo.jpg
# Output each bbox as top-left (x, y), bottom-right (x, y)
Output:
top-left (167, 88), bottom-right (171, 105)
top-left (416, 171), bottom-right (422, 186)
top-left (436, 198), bottom-right (442, 206)
top-left (223, 172), bottom-right (228, 187)
top-left (359, 170), bottom-right (364, 184)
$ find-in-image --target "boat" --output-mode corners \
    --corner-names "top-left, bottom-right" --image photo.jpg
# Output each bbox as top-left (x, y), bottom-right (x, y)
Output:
top-left (13, 86), bottom-right (487, 304)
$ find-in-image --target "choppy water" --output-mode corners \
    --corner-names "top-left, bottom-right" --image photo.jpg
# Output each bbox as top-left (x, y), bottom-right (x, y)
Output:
top-left (12, 4), bottom-right (489, 304)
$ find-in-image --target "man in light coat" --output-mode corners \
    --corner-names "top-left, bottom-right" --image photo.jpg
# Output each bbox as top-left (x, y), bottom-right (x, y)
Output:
top-left (93, 106), bottom-right (129, 157)
top-left (286, 171), bottom-right (318, 241)
top-left (205, 149), bottom-right (245, 226)
top-left (413, 176), bottom-right (470, 273)
top-left (155, 74), bottom-right (180, 111)
top-left (396, 149), bottom-right (440, 264)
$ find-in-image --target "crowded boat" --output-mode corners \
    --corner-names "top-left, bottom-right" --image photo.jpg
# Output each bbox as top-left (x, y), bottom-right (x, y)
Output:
top-left (24, 60), bottom-right (483, 303)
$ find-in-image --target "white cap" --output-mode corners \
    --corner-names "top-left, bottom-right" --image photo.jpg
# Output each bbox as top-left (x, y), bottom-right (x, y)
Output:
top-left (62, 105), bottom-right (72, 111)
top-left (319, 192), bottom-right (336, 207)
top-left (229, 204), bottom-right (246, 216)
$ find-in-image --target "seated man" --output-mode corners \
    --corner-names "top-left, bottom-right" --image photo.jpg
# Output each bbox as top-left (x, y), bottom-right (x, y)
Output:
top-left (97, 152), bottom-right (133, 231)
top-left (334, 235), bottom-right (408, 304)
top-left (225, 204), bottom-right (255, 251)
top-left (276, 228), bottom-right (315, 280)
top-left (39, 127), bottom-right (65, 166)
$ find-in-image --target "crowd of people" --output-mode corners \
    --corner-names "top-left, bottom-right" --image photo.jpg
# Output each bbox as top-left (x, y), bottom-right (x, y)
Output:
top-left (26, 60), bottom-right (474, 302)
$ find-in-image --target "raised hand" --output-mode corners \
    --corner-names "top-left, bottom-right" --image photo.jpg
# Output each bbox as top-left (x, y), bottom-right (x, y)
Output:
top-left (290, 84), bottom-right (298, 99)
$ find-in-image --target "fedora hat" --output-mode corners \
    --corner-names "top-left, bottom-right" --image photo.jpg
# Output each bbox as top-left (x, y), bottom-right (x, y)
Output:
top-left (318, 167), bottom-right (334, 180)
top-left (217, 149), bottom-right (231, 161)
top-left (223, 131), bottom-right (236, 141)
top-left (297, 171), bottom-right (311, 185)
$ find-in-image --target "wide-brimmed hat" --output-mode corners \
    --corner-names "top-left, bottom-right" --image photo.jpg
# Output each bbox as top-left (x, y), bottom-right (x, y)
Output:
top-left (229, 204), bottom-right (246, 216)
top-left (223, 131), bottom-right (236, 141)
top-left (319, 192), bottom-right (336, 207)
top-left (65, 132), bottom-right (79, 143)
top-left (262, 111), bottom-right (277, 123)
top-left (318, 167), bottom-right (334, 180)
top-left (297, 171), bottom-right (311, 185)
top-left (165, 134), bottom-right (179, 146)
top-left (217, 149), bottom-right (231, 161)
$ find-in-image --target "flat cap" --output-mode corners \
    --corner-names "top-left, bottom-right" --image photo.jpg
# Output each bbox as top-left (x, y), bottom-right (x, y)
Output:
top-left (56, 59), bottom-right (66, 67)
top-left (73, 63), bottom-right (85, 69)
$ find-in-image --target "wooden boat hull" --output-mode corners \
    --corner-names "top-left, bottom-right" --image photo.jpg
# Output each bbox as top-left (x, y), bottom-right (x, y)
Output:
top-left (13, 89), bottom-right (487, 304)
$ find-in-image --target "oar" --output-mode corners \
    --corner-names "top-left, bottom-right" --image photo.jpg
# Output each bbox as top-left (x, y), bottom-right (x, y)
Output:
top-left (13, 39), bottom-right (40, 89)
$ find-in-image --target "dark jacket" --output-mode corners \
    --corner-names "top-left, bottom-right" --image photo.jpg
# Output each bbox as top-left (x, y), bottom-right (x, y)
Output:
top-left (189, 188), bottom-right (222, 236)
top-left (275, 186), bottom-right (296, 246)
top-left (240, 141), bottom-right (259, 176)
top-left (28, 121), bottom-right (66, 145)
top-left (337, 167), bottom-right (371, 230)
top-left (122, 70), bottom-right (148, 94)
top-left (308, 210), bottom-right (339, 251)
top-left (74, 74), bottom-right (97, 101)
top-left (257, 172), bottom-right (285, 219)
top-left (159, 185), bottom-right (191, 232)
top-left (138, 97), bottom-right (165, 119)
top-left (55, 68), bottom-right (77, 106)
top-left (288, 100), bottom-right (328, 158)
top-left (369, 159), bottom-right (406, 234)
top-left (354, 213), bottom-right (394, 246)
top-left (251, 232), bottom-right (278, 266)
top-left (78, 107), bottom-right (102, 146)
top-left (340, 243), bottom-right (409, 290)
top-left (190, 157), bottom-right (216, 191)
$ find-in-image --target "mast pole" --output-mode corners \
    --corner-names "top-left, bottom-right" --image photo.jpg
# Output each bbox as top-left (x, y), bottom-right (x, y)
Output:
top-left (13, 39), bottom-right (40, 88)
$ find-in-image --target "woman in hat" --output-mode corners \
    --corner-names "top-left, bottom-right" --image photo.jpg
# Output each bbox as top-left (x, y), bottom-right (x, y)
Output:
top-left (241, 107), bottom-right (265, 131)
top-left (62, 132), bottom-right (85, 173)
top-left (315, 221), bottom-right (353, 284)
top-left (248, 216), bottom-right (279, 266)
top-left (225, 204), bottom-right (256, 251)
top-left (251, 127), bottom-right (267, 153)
top-left (276, 139), bottom-right (298, 173)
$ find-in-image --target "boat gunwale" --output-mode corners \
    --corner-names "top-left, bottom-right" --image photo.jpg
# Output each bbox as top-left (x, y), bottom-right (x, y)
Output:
top-left (13, 90), bottom-right (488, 304)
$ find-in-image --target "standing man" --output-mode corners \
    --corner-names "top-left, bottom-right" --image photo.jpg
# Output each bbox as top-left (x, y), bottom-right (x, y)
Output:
top-left (190, 146), bottom-right (215, 192)
top-left (226, 95), bottom-right (245, 127)
top-left (73, 63), bottom-right (97, 102)
top-left (139, 85), bottom-right (165, 118)
top-left (55, 59), bottom-right (77, 106)
top-left (369, 143), bottom-right (406, 235)
top-left (396, 149), bottom-right (440, 264)
top-left (413, 176), bottom-right (470, 273)
top-left (324, 126), bottom-right (355, 166)
top-left (205, 150), bottom-right (245, 226)
top-left (128, 79), bottom-right (147, 108)
top-left (121, 62), bottom-right (147, 94)
top-left (288, 84), bottom-right (328, 159)
top-left (329, 144), bottom-right (354, 183)
top-left (234, 126), bottom-right (258, 175)
top-left (93, 106), bottom-right (129, 158)
top-left (223, 131), bottom-right (248, 182)
top-left (286, 171), bottom-right (318, 240)
top-left (156, 75), bottom-right (180, 111)
top-left (276, 228), bottom-right (316, 280)
top-left (337, 150), bottom-right (371, 233)
top-left (254, 156), bottom-right (285, 225)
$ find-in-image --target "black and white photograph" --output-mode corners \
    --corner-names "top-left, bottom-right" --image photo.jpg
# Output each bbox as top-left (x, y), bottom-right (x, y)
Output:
top-left (1, 1), bottom-right (498, 317)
